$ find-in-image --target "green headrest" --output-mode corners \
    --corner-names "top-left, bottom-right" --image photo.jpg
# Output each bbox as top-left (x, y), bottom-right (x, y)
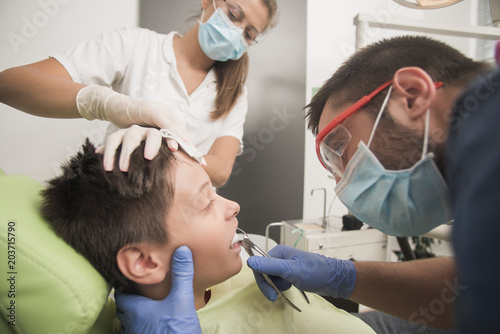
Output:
top-left (0, 171), bottom-right (119, 333)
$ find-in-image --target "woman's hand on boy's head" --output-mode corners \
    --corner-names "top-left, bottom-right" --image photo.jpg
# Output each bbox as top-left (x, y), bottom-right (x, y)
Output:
top-left (115, 246), bottom-right (201, 334)
top-left (101, 125), bottom-right (195, 172)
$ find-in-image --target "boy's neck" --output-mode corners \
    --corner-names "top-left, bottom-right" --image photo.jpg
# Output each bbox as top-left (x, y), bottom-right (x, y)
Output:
top-left (136, 282), bottom-right (209, 310)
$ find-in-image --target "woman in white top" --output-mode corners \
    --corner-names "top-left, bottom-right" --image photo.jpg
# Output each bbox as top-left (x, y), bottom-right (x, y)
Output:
top-left (0, 0), bottom-right (279, 188)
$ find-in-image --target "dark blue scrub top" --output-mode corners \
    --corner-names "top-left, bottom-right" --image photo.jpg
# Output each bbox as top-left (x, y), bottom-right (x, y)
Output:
top-left (447, 68), bottom-right (500, 333)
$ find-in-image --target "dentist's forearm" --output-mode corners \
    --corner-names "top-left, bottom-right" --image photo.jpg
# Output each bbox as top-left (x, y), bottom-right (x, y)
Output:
top-left (350, 257), bottom-right (457, 329)
top-left (0, 58), bottom-right (84, 118)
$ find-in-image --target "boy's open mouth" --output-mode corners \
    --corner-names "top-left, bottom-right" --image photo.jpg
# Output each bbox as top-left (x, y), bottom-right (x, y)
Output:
top-left (230, 232), bottom-right (240, 250)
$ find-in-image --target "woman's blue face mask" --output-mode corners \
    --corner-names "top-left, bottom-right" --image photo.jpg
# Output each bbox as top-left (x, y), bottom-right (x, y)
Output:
top-left (198, 4), bottom-right (249, 62)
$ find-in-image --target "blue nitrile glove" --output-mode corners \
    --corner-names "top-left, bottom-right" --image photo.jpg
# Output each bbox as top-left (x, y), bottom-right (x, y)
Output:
top-left (115, 246), bottom-right (201, 334)
top-left (247, 244), bottom-right (356, 301)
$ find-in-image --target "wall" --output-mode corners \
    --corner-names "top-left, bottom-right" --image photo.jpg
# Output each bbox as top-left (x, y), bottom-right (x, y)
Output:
top-left (303, 0), bottom-right (486, 229)
top-left (219, 0), bottom-right (306, 236)
top-left (0, 0), bottom-right (139, 182)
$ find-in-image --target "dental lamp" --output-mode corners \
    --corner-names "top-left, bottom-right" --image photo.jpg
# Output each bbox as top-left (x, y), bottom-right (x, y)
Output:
top-left (392, 0), bottom-right (463, 9)
top-left (393, 0), bottom-right (500, 26)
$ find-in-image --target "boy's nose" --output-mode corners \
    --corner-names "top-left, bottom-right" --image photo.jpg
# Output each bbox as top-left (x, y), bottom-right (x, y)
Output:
top-left (226, 199), bottom-right (240, 219)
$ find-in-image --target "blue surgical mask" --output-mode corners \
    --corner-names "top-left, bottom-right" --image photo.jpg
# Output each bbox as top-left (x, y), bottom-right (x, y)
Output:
top-left (198, 5), bottom-right (249, 62)
top-left (334, 86), bottom-right (452, 237)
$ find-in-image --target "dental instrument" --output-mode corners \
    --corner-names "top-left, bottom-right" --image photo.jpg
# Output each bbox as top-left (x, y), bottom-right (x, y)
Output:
top-left (160, 129), bottom-right (205, 164)
top-left (236, 228), bottom-right (310, 312)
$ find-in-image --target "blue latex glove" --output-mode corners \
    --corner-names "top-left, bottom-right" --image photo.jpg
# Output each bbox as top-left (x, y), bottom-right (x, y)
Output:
top-left (247, 244), bottom-right (356, 301)
top-left (115, 246), bottom-right (201, 334)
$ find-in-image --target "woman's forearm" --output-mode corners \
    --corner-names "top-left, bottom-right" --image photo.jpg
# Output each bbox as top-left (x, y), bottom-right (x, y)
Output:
top-left (203, 136), bottom-right (240, 188)
top-left (203, 154), bottom-right (234, 188)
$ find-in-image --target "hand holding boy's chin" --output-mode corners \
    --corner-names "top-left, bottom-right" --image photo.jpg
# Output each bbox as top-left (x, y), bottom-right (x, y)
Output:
top-left (115, 246), bottom-right (202, 334)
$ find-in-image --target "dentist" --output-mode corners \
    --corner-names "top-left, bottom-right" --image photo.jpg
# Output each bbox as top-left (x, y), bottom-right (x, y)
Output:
top-left (249, 36), bottom-right (500, 333)
top-left (0, 0), bottom-right (278, 188)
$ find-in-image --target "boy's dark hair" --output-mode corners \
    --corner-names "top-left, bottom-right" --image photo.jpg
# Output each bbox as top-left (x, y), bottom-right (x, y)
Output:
top-left (41, 139), bottom-right (176, 293)
top-left (306, 35), bottom-right (490, 134)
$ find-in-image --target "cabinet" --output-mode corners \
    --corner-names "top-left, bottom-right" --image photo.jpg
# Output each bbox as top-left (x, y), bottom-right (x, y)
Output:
top-left (279, 218), bottom-right (388, 262)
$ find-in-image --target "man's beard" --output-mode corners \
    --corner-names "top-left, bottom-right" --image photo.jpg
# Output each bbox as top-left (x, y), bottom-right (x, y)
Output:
top-left (370, 113), bottom-right (447, 177)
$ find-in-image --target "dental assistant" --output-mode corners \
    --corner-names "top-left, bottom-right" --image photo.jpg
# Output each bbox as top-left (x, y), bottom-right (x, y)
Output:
top-left (0, 0), bottom-right (278, 188)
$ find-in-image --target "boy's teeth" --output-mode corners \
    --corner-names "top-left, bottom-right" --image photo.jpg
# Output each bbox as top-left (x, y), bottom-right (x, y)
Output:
top-left (230, 232), bottom-right (240, 249)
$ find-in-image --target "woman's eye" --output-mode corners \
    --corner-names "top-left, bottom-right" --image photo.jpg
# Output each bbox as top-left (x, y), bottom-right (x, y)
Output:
top-left (244, 31), bottom-right (252, 41)
top-left (227, 5), bottom-right (242, 22)
top-left (245, 30), bottom-right (257, 42)
top-left (228, 12), bottom-right (238, 21)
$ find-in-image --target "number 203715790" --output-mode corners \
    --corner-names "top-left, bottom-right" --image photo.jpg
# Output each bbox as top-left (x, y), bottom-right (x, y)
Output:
top-left (7, 222), bottom-right (16, 270)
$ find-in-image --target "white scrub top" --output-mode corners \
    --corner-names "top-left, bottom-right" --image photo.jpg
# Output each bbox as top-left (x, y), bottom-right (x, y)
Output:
top-left (52, 27), bottom-right (247, 155)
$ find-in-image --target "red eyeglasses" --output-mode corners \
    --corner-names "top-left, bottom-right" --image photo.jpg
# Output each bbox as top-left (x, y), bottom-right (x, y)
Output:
top-left (315, 80), bottom-right (443, 178)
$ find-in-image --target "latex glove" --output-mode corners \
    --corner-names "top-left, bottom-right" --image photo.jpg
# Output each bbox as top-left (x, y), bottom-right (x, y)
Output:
top-left (76, 85), bottom-right (188, 137)
top-left (100, 125), bottom-right (206, 172)
top-left (115, 246), bottom-right (201, 334)
top-left (247, 244), bottom-right (356, 301)
top-left (77, 85), bottom-right (200, 165)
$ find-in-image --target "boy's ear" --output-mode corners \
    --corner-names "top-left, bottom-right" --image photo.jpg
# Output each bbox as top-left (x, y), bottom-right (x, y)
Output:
top-left (390, 67), bottom-right (437, 122)
top-left (117, 244), bottom-right (169, 285)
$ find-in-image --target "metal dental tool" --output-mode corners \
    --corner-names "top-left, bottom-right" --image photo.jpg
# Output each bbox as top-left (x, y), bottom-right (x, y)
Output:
top-left (160, 129), bottom-right (204, 164)
top-left (236, 228), bottom-right (310, 312)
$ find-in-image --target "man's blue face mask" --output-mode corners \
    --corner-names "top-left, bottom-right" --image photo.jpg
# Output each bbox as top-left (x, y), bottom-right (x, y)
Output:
top-left (198, 3), bottom-right (249, 62)
top-left (319, 83), bottom-right (451, 237)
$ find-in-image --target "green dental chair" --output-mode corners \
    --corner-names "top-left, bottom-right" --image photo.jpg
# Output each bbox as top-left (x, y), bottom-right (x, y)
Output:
top-left (0, 169), bottom-right (119, 333)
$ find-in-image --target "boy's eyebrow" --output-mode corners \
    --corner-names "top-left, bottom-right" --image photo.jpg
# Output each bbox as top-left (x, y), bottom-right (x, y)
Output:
top-left (198, 181), bottom-right (212, 194)
top-left (191, 181), bottom-right (213, 211)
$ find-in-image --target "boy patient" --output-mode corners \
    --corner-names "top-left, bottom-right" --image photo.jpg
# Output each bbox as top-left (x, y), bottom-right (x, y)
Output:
top-left (40, 139), bottom-right (374, 333)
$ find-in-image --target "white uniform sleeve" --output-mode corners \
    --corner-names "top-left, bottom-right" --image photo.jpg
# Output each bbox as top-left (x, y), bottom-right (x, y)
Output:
top-left (217, 87), bottom-right (248, 155)
top-left (51, 27), bottom-right (141, 88)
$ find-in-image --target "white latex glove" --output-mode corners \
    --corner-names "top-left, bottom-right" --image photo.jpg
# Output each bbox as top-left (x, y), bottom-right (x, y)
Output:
top-left (77, 85), bottom-right (204, 170)
top-left (76, 85), bottom-right (190, 141)
top-left (101, 125), bottom-right (206, 172)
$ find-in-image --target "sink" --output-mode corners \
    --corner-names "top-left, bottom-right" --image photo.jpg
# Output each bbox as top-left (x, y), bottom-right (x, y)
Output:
top-left (285, 216), bottom-right (345, 233)
top-left (284, 219), bottom-right (325, 234)
top-left (279, 220), bottom-right (389, 262)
